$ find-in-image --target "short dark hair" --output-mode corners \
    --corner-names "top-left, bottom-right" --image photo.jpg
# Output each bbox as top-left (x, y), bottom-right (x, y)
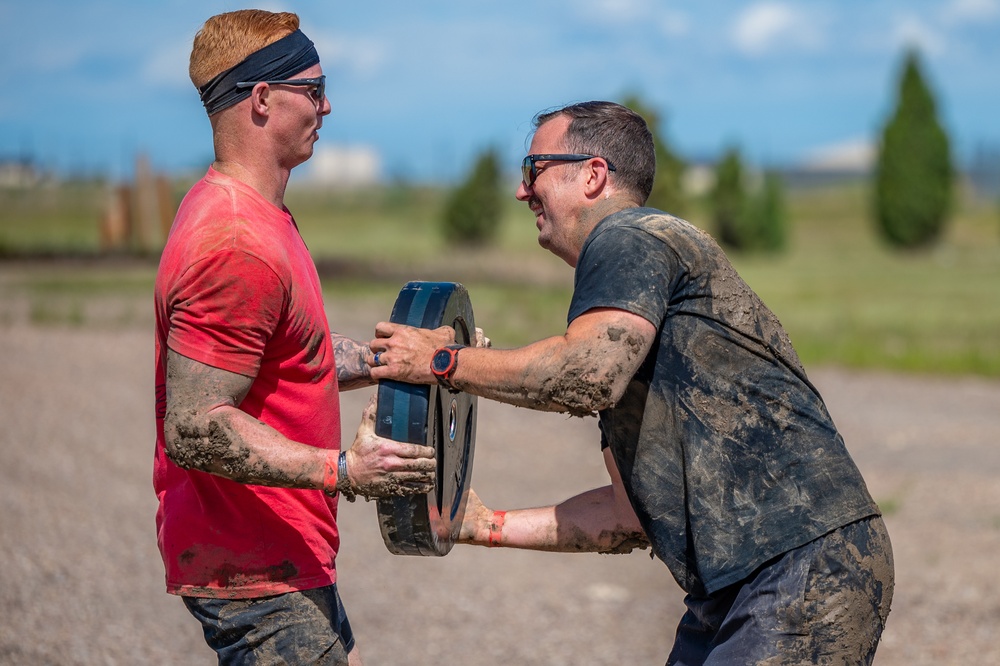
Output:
top-left (534, 101), bottom-right (655, 204)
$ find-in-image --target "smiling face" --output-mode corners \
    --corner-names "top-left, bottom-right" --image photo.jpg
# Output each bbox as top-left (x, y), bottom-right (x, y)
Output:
top-left (515, 115), bottom-right (593, 267)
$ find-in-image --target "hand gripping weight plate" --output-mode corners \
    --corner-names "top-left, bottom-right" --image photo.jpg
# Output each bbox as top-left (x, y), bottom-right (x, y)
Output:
top-left (374, 282), bottom-right (478, 556)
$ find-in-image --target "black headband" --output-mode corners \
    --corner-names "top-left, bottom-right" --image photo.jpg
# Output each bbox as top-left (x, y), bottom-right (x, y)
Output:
top-left (197, 29), bottom-right (320, 116)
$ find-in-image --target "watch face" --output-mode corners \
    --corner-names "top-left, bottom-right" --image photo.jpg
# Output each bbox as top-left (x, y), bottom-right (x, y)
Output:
top-left (432, 348), bottom-right (454, 374)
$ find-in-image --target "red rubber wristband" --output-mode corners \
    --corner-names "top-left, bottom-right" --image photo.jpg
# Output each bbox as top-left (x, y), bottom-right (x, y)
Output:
top-left (488, 510), bottom-right (506, 548)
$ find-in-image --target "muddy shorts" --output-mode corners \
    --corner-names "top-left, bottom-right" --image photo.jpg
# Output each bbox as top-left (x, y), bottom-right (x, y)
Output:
top-left (183, 584), bottom-right (355, 665)
top-left (667, 515), bottom-right (894, 666)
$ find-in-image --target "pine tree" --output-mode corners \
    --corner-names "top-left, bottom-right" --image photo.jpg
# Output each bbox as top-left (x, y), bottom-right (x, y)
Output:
top-left (874, 48), bottom-right (953, 248)
top-left (441, 147), bottom-right (504, 246)
top-left (710, 149), bottom-right (786, 253)
top-left (744, 172), bottom-right (787, 253)
top-left (711, 147), bottom-right (747, 249)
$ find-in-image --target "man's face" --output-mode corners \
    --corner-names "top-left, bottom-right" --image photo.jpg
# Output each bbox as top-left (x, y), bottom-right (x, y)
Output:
top-left (516, 115), bottom-right (587, 267)
top-left (270, 64), bottom-right (331, 170)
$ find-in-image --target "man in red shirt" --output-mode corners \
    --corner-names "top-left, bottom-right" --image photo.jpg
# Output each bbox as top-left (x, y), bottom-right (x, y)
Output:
top-left (154, 10), bottom-right (435, 664)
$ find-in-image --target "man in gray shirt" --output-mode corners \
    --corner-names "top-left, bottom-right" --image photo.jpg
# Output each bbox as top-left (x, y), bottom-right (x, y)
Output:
top-left (370, 100), bottom-right (893, 664)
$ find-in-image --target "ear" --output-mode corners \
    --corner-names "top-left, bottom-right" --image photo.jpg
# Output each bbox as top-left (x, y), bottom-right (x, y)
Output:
top-left (249, 82), bottom-right (271, 117)
top-left (582, 157), bottom-right (612, 200)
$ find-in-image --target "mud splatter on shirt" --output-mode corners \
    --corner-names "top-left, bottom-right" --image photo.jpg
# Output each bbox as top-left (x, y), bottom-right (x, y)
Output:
top-left (568, 208), bottom-right (879, 595)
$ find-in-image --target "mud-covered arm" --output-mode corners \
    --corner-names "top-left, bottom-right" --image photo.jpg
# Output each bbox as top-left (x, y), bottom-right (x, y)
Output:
top-left (458, 448), bottom-right (648, 554)
top-left (370, 307), bottom-right (656, 416)
top-left (330, 333), bottom-right (376, 391)
top-left (163, 349), bottom-right (435, 497)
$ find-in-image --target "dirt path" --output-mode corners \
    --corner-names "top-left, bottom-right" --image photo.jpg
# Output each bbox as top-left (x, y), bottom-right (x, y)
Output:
top-left (1, 314), bottom-right (998, 665)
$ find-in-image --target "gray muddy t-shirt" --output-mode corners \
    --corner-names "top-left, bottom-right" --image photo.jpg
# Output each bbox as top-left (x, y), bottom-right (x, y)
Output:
top-left (568, 207), bottom-right (878, 596)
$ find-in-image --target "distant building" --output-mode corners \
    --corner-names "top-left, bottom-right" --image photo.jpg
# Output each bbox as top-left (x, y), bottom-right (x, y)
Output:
top-left (299, 145), bottom-right (382, 186)
top-left (682, 160), bottom-right (716, 197)
top-left (799, 139), bottom-right (876, 174)
top-left (782, 138), bottom-right (875, 188)
top-left (0, 159), bottom-right (42, 188)
top-left (968, 143), bottom-right (1000, 198)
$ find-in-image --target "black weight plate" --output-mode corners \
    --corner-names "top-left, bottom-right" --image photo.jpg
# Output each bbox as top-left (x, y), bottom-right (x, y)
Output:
top-left (374, 282), bottom-right (478, 556)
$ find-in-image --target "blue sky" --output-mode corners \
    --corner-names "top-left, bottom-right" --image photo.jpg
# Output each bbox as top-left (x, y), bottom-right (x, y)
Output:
top-left (1, 0), bottom-right (998, 184)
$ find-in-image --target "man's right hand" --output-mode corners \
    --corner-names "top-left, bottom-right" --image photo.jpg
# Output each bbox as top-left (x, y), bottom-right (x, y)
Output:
top-left (368, 322), bottom-right (456, 385)
top-left (343, 395), bottom-right (436, 499)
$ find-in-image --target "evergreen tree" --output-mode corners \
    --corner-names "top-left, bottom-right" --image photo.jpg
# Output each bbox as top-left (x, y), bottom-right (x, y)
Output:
top-left (711, 146), bottom-right (747, 249)
top-left (874, 48), bottom-right (953, 248)
top-left (441, 147), bottom-right (504, 246)
top-left (621, 95), bottom-right (687, 216)
top-left (710, 149), bottom-right (787, 253)
top-left (743, 172), bottom-right (788, 253)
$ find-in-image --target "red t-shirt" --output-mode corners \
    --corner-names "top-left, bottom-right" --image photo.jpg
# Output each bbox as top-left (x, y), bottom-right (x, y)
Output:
top-left (153, 168), bottom-right (341, 599)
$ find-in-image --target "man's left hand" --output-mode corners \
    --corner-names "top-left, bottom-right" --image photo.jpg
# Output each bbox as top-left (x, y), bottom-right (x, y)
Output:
top-left (344, 395), bottom-right (437, 498)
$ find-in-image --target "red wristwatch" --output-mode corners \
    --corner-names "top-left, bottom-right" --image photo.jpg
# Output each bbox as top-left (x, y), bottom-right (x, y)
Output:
top-left (430, 344), bottom-right (465, 390)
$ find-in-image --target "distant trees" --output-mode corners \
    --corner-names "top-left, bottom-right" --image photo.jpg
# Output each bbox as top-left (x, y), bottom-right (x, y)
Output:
top-left (621, 94), bottom-right (687, 216)
top-left (712, 147), bottom-right (746, 248)
top-left (709, 146), bottom-right (787, 253)
top-left (873, 48), bottom-right (953, 248)
top-left (745, 172), bottom-right (788, 252)
top-left (440, 147), bottom-right (504, 246)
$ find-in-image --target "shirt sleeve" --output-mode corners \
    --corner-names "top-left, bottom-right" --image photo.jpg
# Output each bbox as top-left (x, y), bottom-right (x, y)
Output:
top-left (567, 223), bottom-right (678, 328)
top-left (166, 249), bottom-right (287, 377)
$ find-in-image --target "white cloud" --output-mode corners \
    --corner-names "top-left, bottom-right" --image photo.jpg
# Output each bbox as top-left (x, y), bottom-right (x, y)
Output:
top-left (943, 0), bottom-right (1000, 24)
top-left (14, 37), bottom-right (90, 74)
top-left (732, 2), bottom-right (824, 56)
top-left (312, 33), bottom-right (389, 81)
top-left (890, 15), bottom-right (947, 56)
top-left (578, 0), bottom-right (651, 22)
top-left (658, 11), bottom-right (691, 37)
top-left (144, 41), bottom-right (194, 89)
top-left (573, 0), bottom-right (689, 34)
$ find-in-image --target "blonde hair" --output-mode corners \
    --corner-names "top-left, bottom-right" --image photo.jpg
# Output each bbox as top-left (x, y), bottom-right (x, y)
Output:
top-left (189, 10), bottom-right (300, 89)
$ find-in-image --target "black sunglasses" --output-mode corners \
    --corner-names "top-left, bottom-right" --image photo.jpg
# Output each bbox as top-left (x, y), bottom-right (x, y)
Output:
top-left (521, 153), bottom-right (616, 187)
top-left (235, 75), bottom-right (326, 106)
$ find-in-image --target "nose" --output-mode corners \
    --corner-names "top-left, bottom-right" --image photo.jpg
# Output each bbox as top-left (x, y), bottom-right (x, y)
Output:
top-left (515, 180), bottom-right (532, 202)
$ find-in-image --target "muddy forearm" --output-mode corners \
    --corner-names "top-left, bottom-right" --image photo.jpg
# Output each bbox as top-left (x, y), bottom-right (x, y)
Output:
top-left (369, 321), bottom-right (626, 416)
top-left (450, 311), bottom-right (653, 416)
top-left (453, 322), bottom-right (650, 416)
top-left (164, 349), bottom-right (333, 490)
top-left (165, 403), bottom-right (330, 489)
top-left (371, 310), bottom-right (654, 415)
top-left (448, 344), bottom-right (611, 417)
top-left (331, 333), bottom-right (375, 391)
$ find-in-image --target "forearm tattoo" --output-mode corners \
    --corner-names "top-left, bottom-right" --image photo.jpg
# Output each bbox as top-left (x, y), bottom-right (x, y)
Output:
top-left (331, 334), bottom-right (375, 390)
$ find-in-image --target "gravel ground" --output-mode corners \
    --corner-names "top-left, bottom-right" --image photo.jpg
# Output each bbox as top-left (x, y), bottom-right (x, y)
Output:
top-left (1, 285), bottom-right (999, 665)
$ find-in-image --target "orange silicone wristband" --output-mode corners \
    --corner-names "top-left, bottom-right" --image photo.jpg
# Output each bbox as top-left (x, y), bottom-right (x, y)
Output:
top-left (322, 450), bottom-right (339, 495)
top-left (488, 510), bottom-right (506, 547)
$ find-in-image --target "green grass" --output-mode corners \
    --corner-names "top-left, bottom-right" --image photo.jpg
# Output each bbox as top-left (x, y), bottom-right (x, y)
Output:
top-left (283, 181), bottom-right (549, 261)
top-left (728, 184), bottom-right (1000, 376)
top-left (2, 178), bottom-right (999, 377)
top-left (0, 181), bottom-right (110, 254)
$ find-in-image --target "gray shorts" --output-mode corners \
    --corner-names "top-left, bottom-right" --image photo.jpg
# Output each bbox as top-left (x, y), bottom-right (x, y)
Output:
top-left (183, 584), bottom-right (355, 665)
top-left (668, 515), bottom-right (894, 665)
